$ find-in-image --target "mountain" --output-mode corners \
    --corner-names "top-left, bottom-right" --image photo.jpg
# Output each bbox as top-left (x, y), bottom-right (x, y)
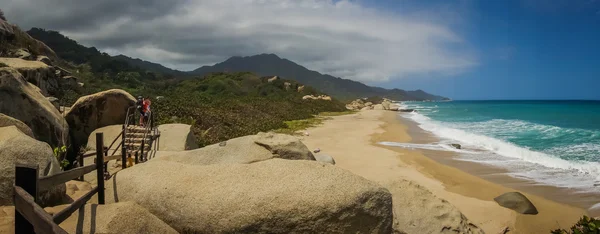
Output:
top-left (191, 54), bottom-right (447, 101)
top-left (113, 54), bottom-right (184, 76)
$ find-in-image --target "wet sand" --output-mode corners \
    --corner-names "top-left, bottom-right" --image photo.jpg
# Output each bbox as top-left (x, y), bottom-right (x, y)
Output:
top-left (302, 110), bottom-right (587, 234)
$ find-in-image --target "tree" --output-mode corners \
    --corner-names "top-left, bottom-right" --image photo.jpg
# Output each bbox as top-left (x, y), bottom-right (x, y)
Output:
top-left (0, 9), bottom-right (5, 21)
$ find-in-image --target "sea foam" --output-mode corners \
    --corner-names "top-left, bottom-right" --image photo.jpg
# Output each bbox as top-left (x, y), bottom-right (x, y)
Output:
top-left (404, 111), bottom-right (600, 188)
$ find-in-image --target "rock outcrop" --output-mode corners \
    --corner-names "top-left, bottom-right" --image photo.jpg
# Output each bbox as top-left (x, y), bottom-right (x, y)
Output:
top-left (387, 180), bottom-right (484, 234)
top-left (0, 126), bottom-right (65, 206)
top-left (157, 132), bottom-right (315, 165)
top-left (0, 19), bottom-right (14, 39)
top-left (0, 113), bottom-right (34, 138)
top-left (373, 104), bottom-right (384, 110)
top-left (114, 159), bottom-right (394, 233)
top-left (0, 58), bottom-right (61, 97)
top-left (494, 192), bottom-right (538, 215)
top-left (302, 95), bottom-right (332, 101)
top-left (254, 132), bottom-right (316, 161)
top-left (157, 124), bottom-right (199, 151)
top-left (65, 89), bottom-right (135, 150)
top-left (0, 67), bottom-right (68, 147)
top-left (56, 202), bottom-right (178, 234)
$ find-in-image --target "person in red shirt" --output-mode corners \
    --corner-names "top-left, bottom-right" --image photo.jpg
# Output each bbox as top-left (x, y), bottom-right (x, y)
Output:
top-left (142, 97), bottom-right (151, 127)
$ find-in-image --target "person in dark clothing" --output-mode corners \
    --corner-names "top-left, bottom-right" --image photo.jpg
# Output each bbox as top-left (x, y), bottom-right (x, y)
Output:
top-left (136, 96), bottom-right (144, 126)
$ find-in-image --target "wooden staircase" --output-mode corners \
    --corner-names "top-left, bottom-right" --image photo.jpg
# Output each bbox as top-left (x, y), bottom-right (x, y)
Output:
top-left (124, 125), bottom-right (154, 162)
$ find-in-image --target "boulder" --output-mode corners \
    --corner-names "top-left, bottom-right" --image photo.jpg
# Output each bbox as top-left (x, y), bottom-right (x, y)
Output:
top-left (157, 132), bottom-right (315, 165)
top-left (57, 202), bottom-right (178, 234)
top-left (36, 56), bottom-right (52, 65)
top-left (15, 49), bottom-right (31, 60)
top-left (314, 153), bottom-right (336, 165)
top-left (374, 104), bottom-right (384, 110)
top-left (365, 102), bottom-right (373, 107)
top-left (284, 82), bottom-right (291, 91)
top-left (450, 144), bottom-right (462, 149)
top-left (387, 180), bottom-right (484, 234)
top-left (494, 192), bottom-right (538, 215)
top-left (0, 67), bottom-right (68, 148)
top-left (382, 100), bottom-right (391, 110)
top-left (114, 159), bottom-right (394, 233)
top-left (157, 124), bottom-right (199, 151)
top-left (297, 85), bottom-right (305, 92)
top-left (86, 125), bottom-right (125, 151)
top-left (0, 19), bottom-right (14, 39)
top-left (267, 76), bottom-right (279, 82)
top-left (65, 89), bottom-right (136, 151)
top-left (361, 106), bottom-right (373, 111)
top-left (46, 97), bottom-right (60, 110)
top-left (0, 113), bottom-right (34, 138)
top-left (0, 58), bottom-right (61, 97)
top-left (0, 126), bottom-right (65, 206)
top-left (61, 76), bottom-right (80, 90)
top-left (254, 132), bottom-right (316, 161)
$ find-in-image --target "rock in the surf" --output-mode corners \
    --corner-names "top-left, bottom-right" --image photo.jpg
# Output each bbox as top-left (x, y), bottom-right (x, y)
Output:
top-left (494, 192), bottom-right (538, 215)
top-left (450, 144), bottom-right (462, 149)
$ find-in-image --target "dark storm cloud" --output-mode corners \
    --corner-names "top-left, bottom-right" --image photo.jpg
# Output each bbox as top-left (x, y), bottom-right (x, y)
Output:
top-left (1, 0), bottom-right (476, 82)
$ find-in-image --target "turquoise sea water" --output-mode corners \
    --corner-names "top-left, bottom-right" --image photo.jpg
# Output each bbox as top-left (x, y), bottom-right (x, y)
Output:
top-left (390, 100), bottom-right (600, 192)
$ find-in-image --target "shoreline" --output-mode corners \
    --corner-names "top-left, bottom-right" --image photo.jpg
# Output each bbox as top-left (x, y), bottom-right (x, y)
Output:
top-left (397, 113), bottom-right (600, 215)
top-left (302, 110), bottom-right (586, 233)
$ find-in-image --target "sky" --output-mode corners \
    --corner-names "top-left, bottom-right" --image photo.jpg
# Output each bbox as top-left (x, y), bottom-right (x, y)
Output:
top-left (2, 0), bottom-right (600, 100)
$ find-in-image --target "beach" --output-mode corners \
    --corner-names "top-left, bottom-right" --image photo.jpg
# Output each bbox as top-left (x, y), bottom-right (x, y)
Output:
top-left (301, 110), bottom-right (587, 234)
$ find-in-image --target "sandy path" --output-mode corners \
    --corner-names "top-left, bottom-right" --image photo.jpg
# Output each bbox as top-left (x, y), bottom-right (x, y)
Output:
top-left (301, 110), bottom-right (586, 234)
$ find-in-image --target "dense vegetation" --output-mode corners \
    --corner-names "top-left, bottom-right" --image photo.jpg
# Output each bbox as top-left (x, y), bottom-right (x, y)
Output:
top-left (21, 29), bottom-right (347, 146)
top-left (552, 216), bottom-right (600, 234)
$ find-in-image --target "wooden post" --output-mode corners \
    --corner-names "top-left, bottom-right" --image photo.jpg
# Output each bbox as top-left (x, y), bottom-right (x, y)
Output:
top-left (121, 124), bottom-right (127, 169)
top-left (134, 151), bottom-right (139, 164)
top-left (140, 140), bottom-right (145, 163)
top-left (78, 152), bottom-right (84, 181)
top-left (14, 164), bottom-right (39, 234)
top-left (95, 133), bottom-right (105, 204)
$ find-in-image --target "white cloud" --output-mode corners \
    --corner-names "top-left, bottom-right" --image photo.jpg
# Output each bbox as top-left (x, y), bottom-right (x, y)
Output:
top-left (3, 0), bottom-right (477, 82)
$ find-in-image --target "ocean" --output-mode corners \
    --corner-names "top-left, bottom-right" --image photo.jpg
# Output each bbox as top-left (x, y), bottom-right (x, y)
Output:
top-left (383, 100), bottom-right (600, 194)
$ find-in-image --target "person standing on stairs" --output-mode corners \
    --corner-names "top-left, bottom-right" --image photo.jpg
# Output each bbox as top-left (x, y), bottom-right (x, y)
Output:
top-left (137, 96), bottom-right (145, 126)
top-left (142, 97), bottom-right (152, 127)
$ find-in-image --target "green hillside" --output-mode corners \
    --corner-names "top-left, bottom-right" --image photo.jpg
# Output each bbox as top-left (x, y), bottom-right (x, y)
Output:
top-left (21, 28), bottom-right (346, 146)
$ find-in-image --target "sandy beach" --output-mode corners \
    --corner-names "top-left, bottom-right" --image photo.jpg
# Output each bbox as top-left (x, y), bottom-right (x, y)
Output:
top-left (302, 110), bottom-right (587, 234)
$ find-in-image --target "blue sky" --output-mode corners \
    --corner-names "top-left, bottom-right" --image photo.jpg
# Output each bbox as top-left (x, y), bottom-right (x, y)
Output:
top-left (370, 0), bottom-right (600, 100)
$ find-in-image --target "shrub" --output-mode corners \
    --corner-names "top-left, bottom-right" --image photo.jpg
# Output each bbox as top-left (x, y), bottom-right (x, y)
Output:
top-left (552, 216), bottom-right (600, 234)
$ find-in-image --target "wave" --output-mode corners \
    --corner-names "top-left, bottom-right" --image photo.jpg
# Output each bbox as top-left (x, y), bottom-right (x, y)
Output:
top-left (405, 111), bottom-right (600, 182)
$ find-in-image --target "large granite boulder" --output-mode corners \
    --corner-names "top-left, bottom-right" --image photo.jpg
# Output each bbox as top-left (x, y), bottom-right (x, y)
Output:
top-left (157, 132), bottom-right (315, 165)
top-left (0, 126), bottom-right (65, 206)
top-left (65, 89), bottom-right (135, 151)
top-left (0, 58), bottom-right (61, 97)
top-left (0, 67), bottom-right (68, 148)
top-left (55, 202), bottom-right (178, 234)
top-left (86, 125), bottom-right (124, 151)
top-left (373, 104), bottom-right (385, 110)
top-left (157, 124), bottom-right (199, 151)
top-left (494, 192), bottom-right (538, 215)
top-left (0, 113), bottom-right (34, 138)
top-left (387, 180), bottom-right (483, 234)
top-left (113, 159), bottom-right (393, 233)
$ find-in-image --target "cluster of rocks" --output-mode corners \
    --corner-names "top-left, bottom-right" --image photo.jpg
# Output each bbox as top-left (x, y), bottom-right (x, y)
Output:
top-left (302, 94), bottom-right (332, 101)
top-left (346, 98), bottom-right (397, 111)
top-left (107, 132), bottom-right (394, 233)
top-left (266, 76), bottom-right (305, 92)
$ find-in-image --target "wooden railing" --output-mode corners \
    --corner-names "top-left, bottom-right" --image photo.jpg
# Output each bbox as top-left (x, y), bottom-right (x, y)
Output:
top-left (13, 133), bottom-right (110, 234)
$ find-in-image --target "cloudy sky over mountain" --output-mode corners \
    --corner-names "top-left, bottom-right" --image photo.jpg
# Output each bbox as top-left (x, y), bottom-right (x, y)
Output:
top-left (2, 0), bottom-right (476, 83)
top-left (3, 0), bottom-right (600, 99)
